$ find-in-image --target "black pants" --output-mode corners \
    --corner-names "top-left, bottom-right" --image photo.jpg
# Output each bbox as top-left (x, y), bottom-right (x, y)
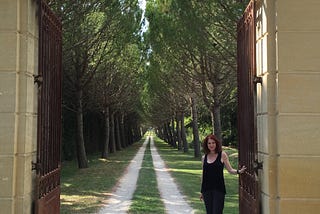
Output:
top-left (202, 190), bottom-right (225, 214)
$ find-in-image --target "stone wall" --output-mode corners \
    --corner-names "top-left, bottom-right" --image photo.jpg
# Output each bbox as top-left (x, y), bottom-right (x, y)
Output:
top-left (0, 0), bottom-right (38, 213)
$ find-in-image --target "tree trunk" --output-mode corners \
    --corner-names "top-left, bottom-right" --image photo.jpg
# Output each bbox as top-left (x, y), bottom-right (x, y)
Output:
top-left (120, 114), bottom-right (127, 148)
top-left (214, 104), bottom-right (222, 142)
top-left (171, 118), bottom-right (177, 147)
top-left (164, 122), bottom-right (170, 144)
top-left (211, 104), bottom-right (222, 142)
top-left (133, 122), bottom-right (140, 142)
top-left (75, 89), bottom-right (88, 168)
top-left (176, 116), bottom-right (182, 150)
top-left (115, 114), bottom-right (122, 150)
top-left (190, 96), bottom-right (201, 158)
top-left (181, 112), bottom-right (188, 153)
top-left (110, 112), bottom-right (116, 153)
top-left (213, 85), bottom-right (223, 142)
top-left (101, 107), bottom-right (110, 158)
top-left (167, 121), bottom-right (174, 146)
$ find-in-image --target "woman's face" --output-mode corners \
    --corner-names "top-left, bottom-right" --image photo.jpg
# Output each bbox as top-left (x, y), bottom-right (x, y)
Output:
top-left (207, 138), bottom-right (216, 153)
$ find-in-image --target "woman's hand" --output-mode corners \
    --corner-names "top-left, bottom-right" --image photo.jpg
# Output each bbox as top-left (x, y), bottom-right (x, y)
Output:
top-left (238, 165), bottom-right (247, 174)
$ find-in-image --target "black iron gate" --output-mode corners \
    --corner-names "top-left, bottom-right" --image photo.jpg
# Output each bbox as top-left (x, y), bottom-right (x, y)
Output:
top-left (34, 0), bottom-right (62, 213)
top-left (237, 0), bottom-right (261, 213)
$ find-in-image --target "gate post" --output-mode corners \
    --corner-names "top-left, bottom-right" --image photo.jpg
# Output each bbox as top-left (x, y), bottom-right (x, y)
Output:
top-left (0, 0), bottom-right (39, 213)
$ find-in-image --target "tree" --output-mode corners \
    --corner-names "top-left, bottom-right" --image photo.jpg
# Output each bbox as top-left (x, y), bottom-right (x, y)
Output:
top-left (144, 0), bottom-right (247, 144)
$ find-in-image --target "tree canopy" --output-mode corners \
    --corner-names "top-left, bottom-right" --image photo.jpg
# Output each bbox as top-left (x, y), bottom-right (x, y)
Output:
top-left (49, 0), bottom-right (249, 167)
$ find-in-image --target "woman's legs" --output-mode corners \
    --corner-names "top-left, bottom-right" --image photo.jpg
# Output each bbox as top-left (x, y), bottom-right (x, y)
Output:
top-left (202, 191), bottom-right (213, 213)
top-left (202, 190), bottom-right (225, 214)
top-left (211, 190), bottom-right (225, 214)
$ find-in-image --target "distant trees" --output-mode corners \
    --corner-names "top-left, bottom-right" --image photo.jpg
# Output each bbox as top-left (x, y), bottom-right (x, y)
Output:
top-left (143, 0), bottom-right (247, 153)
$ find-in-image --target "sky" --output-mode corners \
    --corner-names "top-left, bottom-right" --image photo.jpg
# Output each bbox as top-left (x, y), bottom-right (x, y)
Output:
top-left (138, 0), bottom-right (146, 10)
top-left (138, 0), bottom-right (149, 33)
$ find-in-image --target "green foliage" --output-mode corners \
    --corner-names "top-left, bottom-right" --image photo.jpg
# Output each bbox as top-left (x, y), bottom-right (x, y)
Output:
top-left (50, 0), bottom-right (249, 160)
top-left (49, 0), bottom-right (146, 160)
top-left (141, 0), bottom-right (248, 142)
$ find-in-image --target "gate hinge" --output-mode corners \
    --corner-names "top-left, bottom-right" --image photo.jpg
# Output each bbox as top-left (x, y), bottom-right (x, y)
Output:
top-left (253, 76), bottom-right (262, 85)
top-left (253, 159), bottom-right (263, 172)
top-left (31, 161), bottom-right (41, 171)
top-left (33, 74), bottom-right (43, 87)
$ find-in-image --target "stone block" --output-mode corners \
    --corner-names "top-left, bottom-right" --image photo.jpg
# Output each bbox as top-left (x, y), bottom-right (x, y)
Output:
top-left (279, 199), bottom-right (320, 214)
top-left (15, 154), bottom-right (33, 196)
top-left (18, 33), bottom-right (28, 73)
top-left (278, 32), bottom-right (320, 72)
top-left (0, 156), bottom-right (14, 197)
top-left (278, 157), bottom-right (320, 198)
top-left (17, 72), bottom-right (37, 114)
top-left (255, 0), bottom-right (267, 40)
top-left (14, 194), bottom-right (33, 214)
top-left (0, 32), bottom-right (17, 71)
top-left (278, 73), bottom-right (320, 113)
top-left (0, 198), bottom-right (13, 214)
top-left (27, 35), bottom-right (38, 75)
top-left (26, 0), bottom-right (38, 38)
top-left (16, 113), bottom-right (37, 154)
top-left (278, 0), bottom-right (320, 31)
top-left (257, 114), bottom-right (277, 155)
top-left (0, 113), bottom-right (16, 154)
top-left (278, 115), bottom-right (320, 155)
top-left (260, 154), bottom-right (278, 198)
top-left (0, 0), bottom-right (18, 31)
top-left (18, 0), bottom-right (28, 33)
top-left (261, 192), bottom-right (278, 214)
top-left (0, 72), bottom-right (16, 113)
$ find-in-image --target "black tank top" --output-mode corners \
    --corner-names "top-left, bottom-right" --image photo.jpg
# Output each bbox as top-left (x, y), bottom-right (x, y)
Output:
top-left (201, 152), bottom-right (226, 194)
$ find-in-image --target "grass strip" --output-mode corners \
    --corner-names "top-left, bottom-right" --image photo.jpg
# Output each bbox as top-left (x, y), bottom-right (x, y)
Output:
top-left (153, 136), bottom-right (239, 214)
top-left (60, 139), bottom-right (144, 214)
top-left (128, 139), bottom-right (166, 214)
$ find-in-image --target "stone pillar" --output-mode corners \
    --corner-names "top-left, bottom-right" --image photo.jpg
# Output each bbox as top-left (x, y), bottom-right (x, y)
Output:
top-left (276, 0), bottom-right (320, 213)
top-left (0, 0), bottom-right (38, 213)
top-left (255, 0), bottom-right (278, 212)
top-left (256, 0), bottom-right (320, 213)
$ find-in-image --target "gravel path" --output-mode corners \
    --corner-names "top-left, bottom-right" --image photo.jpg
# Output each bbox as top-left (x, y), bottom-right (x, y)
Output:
top-left (98, 138), bottom-right (148, 214)
top-left (98, 136), bottom-right (194, 214)
top-left (150, 136), bottom-right (194, 214)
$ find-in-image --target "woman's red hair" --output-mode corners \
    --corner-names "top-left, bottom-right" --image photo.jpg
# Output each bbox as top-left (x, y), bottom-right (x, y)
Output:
top-left (202, 134), bottom-right (222, 154)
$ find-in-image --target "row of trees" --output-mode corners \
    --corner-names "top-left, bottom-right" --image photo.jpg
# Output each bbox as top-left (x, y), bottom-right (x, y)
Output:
top-left (49, 0), bottom-right (146, 168)
top-left (142, 0), bottom-right (248, 157)
top-left (49, 0), bottom-right (248, 168)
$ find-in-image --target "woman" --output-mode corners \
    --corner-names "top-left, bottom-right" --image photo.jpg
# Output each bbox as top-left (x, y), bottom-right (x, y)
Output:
top-left (200, 134), bottom-right (246, 214)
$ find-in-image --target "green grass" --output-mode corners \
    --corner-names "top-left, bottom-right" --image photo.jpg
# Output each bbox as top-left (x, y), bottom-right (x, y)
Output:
top-left (60, 135), bottom-right (239, 214)
top-left (60, 139), bottom-right (144, 214)
top-left (153, 136), bottom-right (239, 214)
top-left (128, 140), bottom-right (166, 213)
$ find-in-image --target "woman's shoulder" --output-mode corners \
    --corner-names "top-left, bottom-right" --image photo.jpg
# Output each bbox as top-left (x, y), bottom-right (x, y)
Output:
top-left (221, 151), bottom-right (228, 159)
top-left (202, 154), bottom-right (207, 162)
